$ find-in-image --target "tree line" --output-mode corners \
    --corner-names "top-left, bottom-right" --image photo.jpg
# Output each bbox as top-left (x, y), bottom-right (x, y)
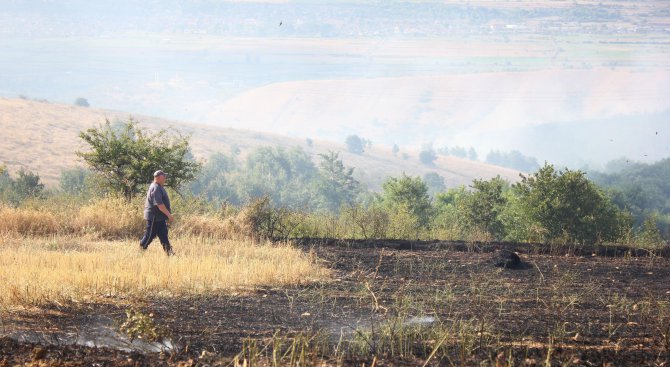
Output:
top-left (1, 120), bottom-right (667, 246)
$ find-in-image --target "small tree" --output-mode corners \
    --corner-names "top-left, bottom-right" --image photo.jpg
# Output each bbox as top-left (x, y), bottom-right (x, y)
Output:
top-left (316, 151), bottom-right (361, 212)
top-left (419, 147), bottom-right (437, 166)
top-left (77, 119), bottom-right (201, 201)
top-left (381, 173), bottom-right (432, 229)
top-left (450, 146), bottom-right (467, 158)
top-left (392, 144), bottom-right (399, 156)
top-left (345, 135), bottom-right (365, 155)
top-left (74, 97), bottom-right (90, 107)
top-left (423, 172), bottom-right (446, 197)
top-left (636, 213), bottom-right (666, 248)
top-left (463, 176), bottom-right (507, 240)
top-left (468, 147), bottom-right (478, 161)
top-left (13, 169), bottom-right (45, 199)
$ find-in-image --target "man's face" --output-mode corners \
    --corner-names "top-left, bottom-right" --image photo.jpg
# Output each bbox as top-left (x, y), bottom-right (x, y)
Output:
top-left (156, 174), bottom-right (167, 185)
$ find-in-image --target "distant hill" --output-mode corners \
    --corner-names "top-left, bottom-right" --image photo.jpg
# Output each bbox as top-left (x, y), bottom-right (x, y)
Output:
top-left (0, 97), bottom-right (520, 189)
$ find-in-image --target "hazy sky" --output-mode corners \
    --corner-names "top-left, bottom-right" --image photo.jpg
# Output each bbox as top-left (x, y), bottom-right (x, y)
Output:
top-left (1, 0), bottom-right (669, 168)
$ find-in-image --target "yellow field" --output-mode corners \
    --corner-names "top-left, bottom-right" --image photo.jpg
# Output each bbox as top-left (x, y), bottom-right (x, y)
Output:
top-left (0, 201), bottom-right (328, 309)
top-left (0, 234), bottom-right (326, 309)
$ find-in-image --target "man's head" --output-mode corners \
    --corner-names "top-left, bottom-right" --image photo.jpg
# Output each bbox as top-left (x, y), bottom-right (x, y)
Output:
top-left (153, 170), bottom-right (168, 185)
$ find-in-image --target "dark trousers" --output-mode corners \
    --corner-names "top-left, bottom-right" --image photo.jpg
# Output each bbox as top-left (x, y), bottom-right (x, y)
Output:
top-left (140, 219), bottom-right (172, 254)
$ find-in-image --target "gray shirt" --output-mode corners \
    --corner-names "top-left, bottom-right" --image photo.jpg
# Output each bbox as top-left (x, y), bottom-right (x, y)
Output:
top-left (143, 182), bottom-right (171, 221)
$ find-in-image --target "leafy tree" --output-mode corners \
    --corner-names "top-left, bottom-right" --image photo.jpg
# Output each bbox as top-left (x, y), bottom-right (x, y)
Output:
top-left (60, 167), bottom-right (92, 195)
top-left (432, 186), bottom-right (468, 239)
top-left (514, 163), bottom-right (629, 244)
top-left (316, 151), bottom-right (361, 212)
top-left (236, 146), bottom-right (319, 209)
top-left (345, 135), bottom-right (365, 155)
top-left (189, 152), bottom-right (238, 204)
top-left (0, 168), bottom-right (44, 204)
top-left (381, 173), bottom-right (432, 228)
top-left (77, 119), bottom-right (201, 201)
top-left (636, 212), bottom-right (666, 248)
top-left (74, 97), bottom-right (90, 107)
top-left (13, 169), bottom-right (44, 199)
top-left (423, 172), bottom-right (446, 197)
top-left (437, 146), bottom-right (450, 156)
top-left (463, 176), bottom-right (507, 240)
top-left (450, 146), bottom-right (467, 158)
top-left (589, 158), bottom-right (670, 228)
top-left (419, 147), bottom-right (437, 166)
top-left (486, 150), bottom-right (539, 172)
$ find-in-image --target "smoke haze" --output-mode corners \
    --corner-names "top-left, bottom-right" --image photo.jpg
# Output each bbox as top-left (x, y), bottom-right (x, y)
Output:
top-left (1, 0), bottom-right (669, 169)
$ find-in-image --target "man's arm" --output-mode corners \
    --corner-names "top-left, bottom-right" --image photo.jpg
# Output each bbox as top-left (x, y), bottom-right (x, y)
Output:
top-left (156, 204), bottom-right (173, 223)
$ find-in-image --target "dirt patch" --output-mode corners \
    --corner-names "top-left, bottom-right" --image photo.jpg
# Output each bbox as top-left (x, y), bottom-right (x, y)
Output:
top-left (2, 240), bottom-right (670, 366)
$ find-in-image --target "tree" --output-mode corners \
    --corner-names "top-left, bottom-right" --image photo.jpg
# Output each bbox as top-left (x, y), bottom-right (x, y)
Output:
top-left (236, 146), bottom-right (319, 209)
top-left (514, 163), bottom-right (629, 244)
top-left (636, 213), bottom-right (666, 248)
top-left (60, 167), bottom-right (92, 195)
top-left (13, 169), bottom-right (44, 199)
top-left (419, 147), bottom-right (437, 166)
top-left (74, 97), bottom-right (90, 107)
top-left (345, 135), bottom-right (365, 155)
top-left (0, 168), bottom-right (45, 204)
top-left (486, 150), bottom-right (539, 172)
top-left (77, 119), bottom-right (201, 201)
top-left (450, 146), bottom-right (468, 158)
top-left (381, 173), bottom-right (432, 228)
top-left (189, 152), bottom-right (238, 204)
top-left (463, 176), bottom-right (507, 240)
top-left (392, 144), bottom-right (399, 156)
top-left (468, 147), bottom-right (478, 161)
top-left (316, 151), bottom-right (361, 212)
top-left (423, 172), bottom-right (446, 197)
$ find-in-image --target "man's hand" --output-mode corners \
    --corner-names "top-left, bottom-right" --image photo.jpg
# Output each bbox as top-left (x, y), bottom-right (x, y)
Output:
top-left (157, 204), bottom-right (173, 224)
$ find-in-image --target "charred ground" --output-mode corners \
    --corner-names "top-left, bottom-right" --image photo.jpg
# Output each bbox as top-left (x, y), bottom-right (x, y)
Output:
top-left (2, 240), bottom-right (670, 366)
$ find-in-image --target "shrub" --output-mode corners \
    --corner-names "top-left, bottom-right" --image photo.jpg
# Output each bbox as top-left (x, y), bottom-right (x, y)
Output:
top-left (342, 203), bottom-right (389, 239)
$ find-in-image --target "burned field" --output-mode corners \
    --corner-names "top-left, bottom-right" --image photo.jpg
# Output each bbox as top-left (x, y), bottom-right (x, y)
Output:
top-left (2, 240), bottom-right (670, 366)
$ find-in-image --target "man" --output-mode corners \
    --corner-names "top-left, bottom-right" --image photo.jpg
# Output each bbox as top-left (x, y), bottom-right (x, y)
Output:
top-left (140, 170), bottom-right (175, 256)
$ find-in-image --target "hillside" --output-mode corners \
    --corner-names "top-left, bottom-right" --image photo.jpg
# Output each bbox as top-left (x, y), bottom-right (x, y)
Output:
top-left (207, 69), bottom-right (670, 143)
top-left (0, 97), bottom-right (520, 189)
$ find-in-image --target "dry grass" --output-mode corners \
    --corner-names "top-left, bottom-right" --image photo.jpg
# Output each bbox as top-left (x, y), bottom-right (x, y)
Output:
top-left (0, 233), bottom-right (327, 308)
top-left (0, 204), bottom-right (62, 236)
top-left (72, 197), bottom-right (145, 238)
top-left (172, 214), bottom-right (247, 239)
top-left (0, 200), bottom-right (328, 308)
